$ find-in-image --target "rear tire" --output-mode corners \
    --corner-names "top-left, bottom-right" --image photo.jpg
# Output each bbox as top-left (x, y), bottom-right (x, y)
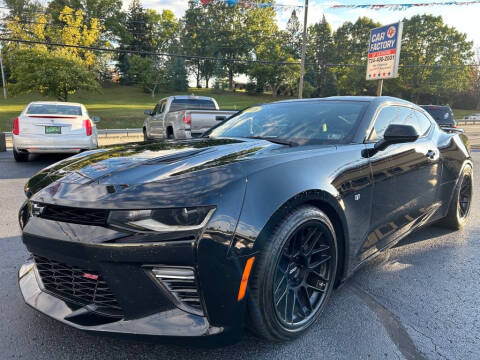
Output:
top-left (439, 165), bottom-right (473, 230)
top-left (13, 149), bottom-right (29, 162)
top-left (143, 129), bottom-right (148, 142)
top-left (248, 205), bottom-right (338, 341)
top-left (166, 127), bottom-right (174, 139)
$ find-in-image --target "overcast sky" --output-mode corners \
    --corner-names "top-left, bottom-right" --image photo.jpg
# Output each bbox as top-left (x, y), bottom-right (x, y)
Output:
top-left (138, 0), bottom-right (479, 49)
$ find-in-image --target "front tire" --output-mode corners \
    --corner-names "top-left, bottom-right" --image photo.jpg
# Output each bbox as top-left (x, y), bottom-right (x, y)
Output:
top-left (439, 165), bottom-right (473, 229)
top-left (13, 149), bottom-right (29, 162)
top-left (248, 205), bottom-right (338, 341)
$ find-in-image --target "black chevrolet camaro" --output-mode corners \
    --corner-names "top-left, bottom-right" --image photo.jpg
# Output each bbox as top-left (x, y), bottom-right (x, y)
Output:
top-left (18, 96), bottom-right (473, 343)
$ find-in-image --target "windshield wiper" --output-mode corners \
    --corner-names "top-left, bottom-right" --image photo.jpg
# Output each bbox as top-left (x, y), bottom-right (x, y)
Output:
top-left (246, 136), bottom-right (296, 147)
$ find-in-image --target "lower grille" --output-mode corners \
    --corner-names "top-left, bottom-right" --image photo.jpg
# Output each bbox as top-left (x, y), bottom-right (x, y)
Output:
top-left (151, 267), bottom-right (203, 315)
top-left (33, 255), bottom-right (122, 317)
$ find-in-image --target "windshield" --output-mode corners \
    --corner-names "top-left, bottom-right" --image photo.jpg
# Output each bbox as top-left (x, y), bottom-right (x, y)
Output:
top-left (27, 104), bottom-right (82, 116)
top-left (206, 101), bottom-right (367, 145)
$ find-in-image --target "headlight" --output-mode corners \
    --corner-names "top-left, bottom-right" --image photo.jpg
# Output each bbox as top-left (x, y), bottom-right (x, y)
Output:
top-left (107, 206), bottom-right (215, 233)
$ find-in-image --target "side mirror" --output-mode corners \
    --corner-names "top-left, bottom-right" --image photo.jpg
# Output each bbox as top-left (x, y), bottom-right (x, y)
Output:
top-left (375, 124), bottom-right (419, 152)
top-left (92, 116), bottom-right (100, 124)
top-left (363, 124), bottom-right (419, 158)
top-left (144, 109), bottom-right (153, 116)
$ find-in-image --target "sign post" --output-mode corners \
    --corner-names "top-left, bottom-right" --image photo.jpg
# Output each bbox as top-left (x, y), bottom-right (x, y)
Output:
top-left (366, 22), bottom-right (403, 96)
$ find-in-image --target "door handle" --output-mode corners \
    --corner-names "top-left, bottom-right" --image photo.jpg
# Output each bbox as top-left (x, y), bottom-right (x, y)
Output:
top-left (426, 150), bottom-right (437, 159)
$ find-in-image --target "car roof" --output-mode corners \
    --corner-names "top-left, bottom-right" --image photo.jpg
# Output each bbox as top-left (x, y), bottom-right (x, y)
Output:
top-left (420, 105), bottom-right (452, 109)
top-left (273, 96), bottom-right (414, 106)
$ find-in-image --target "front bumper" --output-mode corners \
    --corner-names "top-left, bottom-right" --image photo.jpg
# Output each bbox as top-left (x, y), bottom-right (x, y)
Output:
top-left (13, 133), bottom-right (97, 153)
top-left (18, 213), bottom-right (249, 343)
top-left (18, 262), bottom-right (227, 341)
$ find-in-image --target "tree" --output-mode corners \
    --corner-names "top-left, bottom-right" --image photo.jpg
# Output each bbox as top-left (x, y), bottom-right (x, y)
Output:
top-left (199, 3), bottom-right (277, 90)
top-left (250, 33), bottom-right (300, 97)
top-left (285, 9), bottom-right (302, 59)
top-left (165, 56), bottom-right (188, 91)
top-left (8, 48), bottom-right (99, 101)
top-left (398, 15), bottom-right (474, 103)
top-left (3, 0), bottom-right (43, 20)
top-left (127, 55), bottom-right (159, 95)
top-left (3, 6), bottom-right (103, 100)
top-left (45, 0), bottom-right (123, 40)
top-left (182, 1), bottom-right (219, 88)
top-left (333, 17), bottom-right (381, 96)
top-left (308, 15), bottom-right (336, 97)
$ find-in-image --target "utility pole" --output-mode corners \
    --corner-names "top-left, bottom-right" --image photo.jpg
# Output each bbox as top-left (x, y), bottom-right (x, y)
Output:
top-left (376, 79), bottom-right (383, 96)
top-left (298, 0), bottom-right (308, 99)
top-left (0, 45), bottom-right (6, 99)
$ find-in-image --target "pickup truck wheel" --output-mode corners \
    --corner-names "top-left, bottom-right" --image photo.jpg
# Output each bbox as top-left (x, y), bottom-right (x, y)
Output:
top-left (167, 127), bottom-right (174, 139)
top-left (143, 129), bottom-right (148, 142)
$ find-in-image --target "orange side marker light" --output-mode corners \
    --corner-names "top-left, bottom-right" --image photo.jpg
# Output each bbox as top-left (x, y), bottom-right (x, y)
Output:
top-left (237, 256), bottom-right (255, 301)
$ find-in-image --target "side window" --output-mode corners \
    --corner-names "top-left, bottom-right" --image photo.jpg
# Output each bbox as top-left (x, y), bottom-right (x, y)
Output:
top-left (369, 106), bottom-right (398, 140)
top-left (370, 106), bottom-right (419, 141)
top-left (414, 111), bottom-right (432, 136)
top-left (152, 104), bottom-right (160, 115)
top-left (160, 101), bottom-right (167, 114)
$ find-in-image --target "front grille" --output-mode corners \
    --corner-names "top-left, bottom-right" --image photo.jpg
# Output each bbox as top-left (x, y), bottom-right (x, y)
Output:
top-left (34, 255), bottom-right (122, 316)
top-left (33, 202), bottom-right (108, 226)
top-left (152, 267), bottom-right (203, 315)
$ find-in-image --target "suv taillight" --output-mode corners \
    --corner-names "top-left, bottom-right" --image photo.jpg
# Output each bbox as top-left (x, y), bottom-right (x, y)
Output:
top-left (182, 112), bottom-right (191, 125)
top-left (13, 117), bottom-right (20, 135)
top-left (83, 119), bottom-right (92, 136)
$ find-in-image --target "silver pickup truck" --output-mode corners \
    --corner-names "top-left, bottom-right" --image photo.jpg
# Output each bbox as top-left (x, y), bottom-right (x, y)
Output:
top-left (142, 95), bottom-right (237, 140)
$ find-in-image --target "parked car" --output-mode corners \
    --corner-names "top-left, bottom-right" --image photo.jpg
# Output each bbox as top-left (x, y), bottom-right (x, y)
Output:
top-left (420, 105), bottom-right (456, 129)
top-left (12, 101), bottom-right (99, 162)
top-left (464, 113), bottom-right (480, 120)
top-left (143, 95), bottom-right (237, 140)
top-left (18, 96), bottom-right (472, 343)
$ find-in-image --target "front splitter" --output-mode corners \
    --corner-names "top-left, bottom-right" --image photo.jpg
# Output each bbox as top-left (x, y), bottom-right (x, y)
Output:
top-left (18, 262), bottom-right (239, 345)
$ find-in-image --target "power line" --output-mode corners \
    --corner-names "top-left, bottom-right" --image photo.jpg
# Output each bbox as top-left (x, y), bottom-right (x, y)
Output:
top-left (1, 37), bottom-right (478, 68)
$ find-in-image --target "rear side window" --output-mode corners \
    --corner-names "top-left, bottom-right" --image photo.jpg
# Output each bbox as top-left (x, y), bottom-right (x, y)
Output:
top-left (27, 104), bottom-right (82, 116)
top-left (414, 111), bottom-right (432, 135)
top-left (169, 99), bottom-right (216, 112)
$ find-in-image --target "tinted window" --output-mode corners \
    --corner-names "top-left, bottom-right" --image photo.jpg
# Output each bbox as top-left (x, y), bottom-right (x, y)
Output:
top-left (414, 111), bottom-right (432, 135)
top-left (420, 106), bottom-right (454, 123)
top-left (153, 104), bottom-right (160, 115)
top-left (27, 104), bottom-right (82, 115)
top-left (207, 101), bottom-right (367, 145)
top-left (370, 106), bottom-right (420, 140)
top-left (170, 99), bottom-right (217, 112)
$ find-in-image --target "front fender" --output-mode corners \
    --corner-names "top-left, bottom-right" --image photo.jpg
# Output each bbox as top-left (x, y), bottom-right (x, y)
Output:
top-left (230, 144), bottom-right (374, 279)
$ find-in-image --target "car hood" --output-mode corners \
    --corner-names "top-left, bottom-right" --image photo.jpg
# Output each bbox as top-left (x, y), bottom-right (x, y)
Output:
top-left (26, 138), bottom-right (338, 198)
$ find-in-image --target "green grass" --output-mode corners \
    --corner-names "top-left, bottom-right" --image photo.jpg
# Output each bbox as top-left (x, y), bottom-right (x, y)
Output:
top-left (0, 85), bottom-right (288, 132)
top-left (1, 85), bottom-right (478, 131)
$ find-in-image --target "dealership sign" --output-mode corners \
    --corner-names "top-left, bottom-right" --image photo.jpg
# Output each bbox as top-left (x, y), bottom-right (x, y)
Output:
top-left (366, 22), bottom-right (403, 80)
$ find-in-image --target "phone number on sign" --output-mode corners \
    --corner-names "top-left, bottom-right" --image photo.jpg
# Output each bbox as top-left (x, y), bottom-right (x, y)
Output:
top-left (368, 55), bottom-right (395, 63)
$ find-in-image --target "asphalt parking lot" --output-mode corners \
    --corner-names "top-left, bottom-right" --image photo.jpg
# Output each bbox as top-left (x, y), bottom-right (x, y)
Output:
top-left (1, 150), bottom-right (479, 360)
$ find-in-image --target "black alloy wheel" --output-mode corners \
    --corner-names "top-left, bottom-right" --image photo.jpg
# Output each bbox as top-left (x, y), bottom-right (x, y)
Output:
top-left (458, 173), bottom-right (472, 219)
top-left (248, 206), bottom-right (338, 341)
top-left (440, 165), bottom-right (473, 229)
